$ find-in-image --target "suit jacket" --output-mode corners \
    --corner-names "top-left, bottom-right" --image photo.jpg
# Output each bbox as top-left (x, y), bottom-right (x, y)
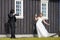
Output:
top-left (8, 13), bottom-right (16, 23)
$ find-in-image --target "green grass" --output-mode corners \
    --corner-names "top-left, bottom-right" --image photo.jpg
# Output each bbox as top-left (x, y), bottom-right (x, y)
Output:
top-left (0, 37), bottom-right (60, 40)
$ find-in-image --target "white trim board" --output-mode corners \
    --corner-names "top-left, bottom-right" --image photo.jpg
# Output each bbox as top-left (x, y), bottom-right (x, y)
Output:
top-left (0, 34), bottom-right (59, 38)
top-left (0, 34), bottom-right (34, 38)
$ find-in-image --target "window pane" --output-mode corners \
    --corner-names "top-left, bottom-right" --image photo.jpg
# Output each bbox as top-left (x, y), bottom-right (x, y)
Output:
top-left (16, 9), bottom-right (19, 11)
top-left (16, 11), bottom-right (19, 16)
top-left (16, 1), bottom-right (21, 4)
top-left (19, 13), bottom-right (21, 15)
top-left (16, 5), bottom-right (19, 8)
top-left (20, 6), bottom-right (21, 8)
top-left (42, 11), bottom-right (46, 16)
top-left (42, 8), bottom-right (46, 11)
top-left (43, 14), bottom-right (46, 16)
top-left (42, 4), bottom-right (46, 6)
top-left (20, 9), bottom-right (21, 11)
top-left (42, 11), bottom-right (46, 13)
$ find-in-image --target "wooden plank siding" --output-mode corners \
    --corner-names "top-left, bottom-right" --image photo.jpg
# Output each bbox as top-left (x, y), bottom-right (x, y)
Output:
top-left (0, 0), bottom-right (2, 34)
top-left (48, 1), bottom-right (59, 33)
top-left (0, 0), bottom-right (59, 34)
top-left (59, 1), bottom-right (60, 32)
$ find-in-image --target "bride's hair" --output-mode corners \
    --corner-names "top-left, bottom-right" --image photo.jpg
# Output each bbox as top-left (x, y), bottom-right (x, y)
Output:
top-left (38, 13), bottom-right (43, 17)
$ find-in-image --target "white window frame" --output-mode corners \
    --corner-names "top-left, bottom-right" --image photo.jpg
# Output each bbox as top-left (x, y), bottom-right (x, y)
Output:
top-left (15, 0), bottom-right (23, 19)
top-left (41, 0), bottom-right (48, 19)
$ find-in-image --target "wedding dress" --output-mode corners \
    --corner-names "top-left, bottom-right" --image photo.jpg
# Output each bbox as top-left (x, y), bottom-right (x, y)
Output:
top-left (36, 17), bottom-right (56, 37)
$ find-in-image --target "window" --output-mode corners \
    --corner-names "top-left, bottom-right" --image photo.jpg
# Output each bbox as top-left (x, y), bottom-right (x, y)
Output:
top-left (41, 0), bottom-right (48, 19)
top-left (15, 0), bottom-right (23, 19)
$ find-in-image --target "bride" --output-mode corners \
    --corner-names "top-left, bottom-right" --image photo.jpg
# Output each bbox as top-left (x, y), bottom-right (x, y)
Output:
top-left (35, 13), bottom-right (56, 38)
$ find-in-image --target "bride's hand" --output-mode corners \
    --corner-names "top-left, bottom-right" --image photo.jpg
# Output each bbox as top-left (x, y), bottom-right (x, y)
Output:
top-left (13, 13), bottom-right (16, 16)
top-left (47, 24), bottom-right (50, 26)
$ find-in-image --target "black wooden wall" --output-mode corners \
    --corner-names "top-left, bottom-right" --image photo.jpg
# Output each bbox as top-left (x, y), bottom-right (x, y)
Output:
top-left (58, 1), bottom-right (60, 32)
top-left (0, 0), bottom-right (15, 34)
top-left (0, 0), bottom-right (59, 34)
top-left (48, 1), bottom-right (59, 33)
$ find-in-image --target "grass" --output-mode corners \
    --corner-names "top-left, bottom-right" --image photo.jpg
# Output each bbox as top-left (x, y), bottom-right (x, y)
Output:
top-left (0, 37), bottom-right (60, 40)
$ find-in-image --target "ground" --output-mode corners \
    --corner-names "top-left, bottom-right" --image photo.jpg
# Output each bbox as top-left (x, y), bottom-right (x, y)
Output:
top-left (0, 37), bottom-right (60, 40)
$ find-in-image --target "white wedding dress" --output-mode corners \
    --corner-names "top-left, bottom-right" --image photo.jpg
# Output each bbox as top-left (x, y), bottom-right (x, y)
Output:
top-left (36, 17), bottom-right (56, 37)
